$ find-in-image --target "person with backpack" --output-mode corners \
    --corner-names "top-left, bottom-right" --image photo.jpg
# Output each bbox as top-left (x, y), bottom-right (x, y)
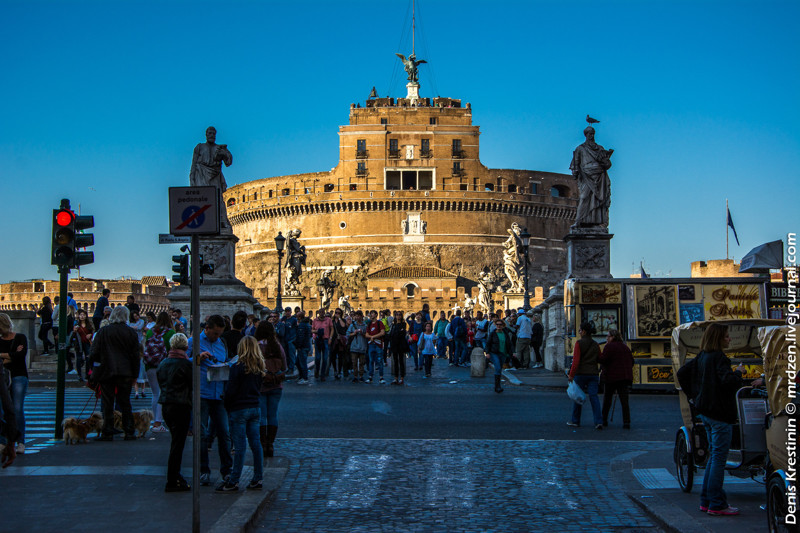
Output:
top-left (254, 321), bottom-right (287, 460)
top-left (417, 322), bottom-right (437, 378)
top-left (346, 311), bottom-right (368, 382)
top-left (449, 309), bottom-right (468, 367)
top-left (144, 312), bottom-right (175, 433)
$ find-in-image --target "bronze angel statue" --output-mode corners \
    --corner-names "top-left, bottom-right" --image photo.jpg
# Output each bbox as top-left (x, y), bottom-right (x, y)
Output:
top-left (395, 53), bottom-right (427, 83)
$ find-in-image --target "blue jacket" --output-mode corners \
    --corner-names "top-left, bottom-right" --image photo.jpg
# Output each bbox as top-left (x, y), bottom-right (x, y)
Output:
top-left (281, 316), bottom-right (298, 342)
top-left (187, 331), bottom-right (228, 400)
top-left (294, 320), bottom-right (312, 350)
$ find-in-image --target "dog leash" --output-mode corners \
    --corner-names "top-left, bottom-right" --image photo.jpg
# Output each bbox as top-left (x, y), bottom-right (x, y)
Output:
top-left (75, 388), bottom-right (100, 419)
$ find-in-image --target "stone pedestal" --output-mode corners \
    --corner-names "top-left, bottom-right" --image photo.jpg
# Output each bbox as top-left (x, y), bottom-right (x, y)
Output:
top-left (565, 228), bottom-right (614, 279)
top-left (406, 82), bottom-right (420, 104)
top-left (167, 233), bottom-right (258, 320)
top-left (503, 292), bottom-right (525, 311)
top-left (281, 295), bottom-right (306, 313)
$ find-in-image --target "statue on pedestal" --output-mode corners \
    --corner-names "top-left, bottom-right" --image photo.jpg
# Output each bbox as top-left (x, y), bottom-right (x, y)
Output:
top-left (338, 295), bottom-right (353, 315)
top-left (395, 53), bottom-right (427, 83)
top-left (318, 270), bottom-right (338, 310)
top-left (477, 270), bottom-right (496, 313)
top-left (502, 222), bottom-right (525, 292)
top-left (190, 126), bottom-right (233, 232)
top-left (284, 229), bottom-right (306, 296)
top-left (570, 125), bottom-right (614, 229)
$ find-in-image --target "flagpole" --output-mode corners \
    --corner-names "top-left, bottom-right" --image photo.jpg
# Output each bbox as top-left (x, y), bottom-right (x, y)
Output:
top-left (726, 198), bottom-right (729, 260)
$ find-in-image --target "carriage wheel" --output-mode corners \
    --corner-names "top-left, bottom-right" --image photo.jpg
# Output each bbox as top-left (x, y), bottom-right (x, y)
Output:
top-left (674, 430), bottom-right (694, 493)
top-left (767, 475), bottom-right (791, 533)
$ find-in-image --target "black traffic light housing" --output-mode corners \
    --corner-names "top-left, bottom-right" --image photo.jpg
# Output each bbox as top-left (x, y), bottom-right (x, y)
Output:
top-left (172, 254), bottom-right (189, 285)
top-left (198, 255), bottom-right (215, 284)
top-left (51, 198), bottom-right (94, 269)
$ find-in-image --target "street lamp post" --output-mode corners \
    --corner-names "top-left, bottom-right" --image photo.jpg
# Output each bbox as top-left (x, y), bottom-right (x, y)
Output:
top-left (520, 227), bottom-right (531, 311)
top-left (274, 232), bottom-right (286, 312)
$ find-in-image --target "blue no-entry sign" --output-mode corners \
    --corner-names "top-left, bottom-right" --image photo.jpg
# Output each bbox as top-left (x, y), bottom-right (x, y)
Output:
top-left (169, 186), bottom-right (220, 235)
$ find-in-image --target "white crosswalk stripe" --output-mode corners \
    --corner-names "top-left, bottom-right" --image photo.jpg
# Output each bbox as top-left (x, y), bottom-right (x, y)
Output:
top-left (20, 388), bottom-right (153, 454)
top-left (326, 455), bottom-right (390, 509)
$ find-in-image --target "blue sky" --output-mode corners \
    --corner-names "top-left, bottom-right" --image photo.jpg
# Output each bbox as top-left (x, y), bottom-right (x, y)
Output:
top-left (1, 0), bottom-right (798, 284)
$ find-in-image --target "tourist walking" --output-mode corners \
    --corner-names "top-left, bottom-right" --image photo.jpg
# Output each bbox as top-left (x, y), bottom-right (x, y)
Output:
top-left (347, 311), bottom-right (368, 382)
top-left (157, 333), bottom-right (192, 492)
top-left (531, 314), bottom-right (544, 368)
top-left (312, 309), bottom-right (332, 381)
top-left (449, 310), bottom-right (468, 367)
top-left (365, 310), bottom-right (386, 384)
top-left (0, 313), bottom-right (29, 454)
top-left (255, 322), bottom-right (286, 458)
top-left (294, 311), bottom-right (311, 384)
top-left (188, 314), bottom-right (232, 485)
top-left (70, 309), bottom-right (94, 380)
top-left (216, 336), bottom-right (265, 492)
top-left (515, 309), bottom-right (533, 368)
top-left (417, 322), bottom-right (437, 378)
top-left (89, 306), bottom-right (140, 441)
top-left (677, 323), bottom-right (744, 516)
top-left (567, 322), bottom-right (603, 429)
top-left (37, 296), bottom-right (54, 355)
top-left (144, 312), bottom-right (175, 432)
top-left (388, 311), bottom-right (409, 385)
top-left (599, 329), bottom-right (634, 428)
top-left (485, 317), bottom-right (514, 393)
top-left (92, 288), bottom-right (110, 330)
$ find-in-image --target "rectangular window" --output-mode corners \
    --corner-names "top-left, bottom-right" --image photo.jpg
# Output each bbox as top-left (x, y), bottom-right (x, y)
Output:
top-left (430, 117), bottom-right (437, 125)
top-left (386, 171), bottom-right (401, 190)
top-left (418, 171), bottom-right (433, 190)
top-left (389, 138), bottom-right (399, 158)
top-left (529, 182), bottom-right (538, 194)
top-left (452, 139), bottom-right (463, 158)
top-left (421, 139), bottom-right (431, 157)
top-left (380, 118), bottom-right (387, 125)
top-left (350, 183), bottom-right (358, 191)
top-left (384, 169), bottom-right (436, 191)
top-left (356, 139), bottom-right (367, 158)
top-left (269, 190), bottom-right (273, 198)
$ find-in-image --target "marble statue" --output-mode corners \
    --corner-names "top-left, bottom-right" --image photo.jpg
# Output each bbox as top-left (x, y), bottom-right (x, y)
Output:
top-left (318, 270), bottom-right (338, 310)
top-left (284, 229), bottom-right (306, 296)
top-left (502, 222), bottom-right (525, 292)
top-left (477, 270), bottom-right (496, 313)
top-left (463, 296), bottom-right (476, 314)
top-left (338, 295), bottom-right (353, 315)
top-left (190, 126), bottom-right (233, 232)
top-left (395, 53), bottom-right (427, 83)
top-left (570, 125), bottom-right (614, 229)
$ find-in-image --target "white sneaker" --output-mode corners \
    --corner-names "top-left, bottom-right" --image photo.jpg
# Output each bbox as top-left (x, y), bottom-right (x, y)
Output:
top-left (15, 443), bottom-right (25, 454)
top-left (67, 369), bottom-right (78, 375)
top-left (379, 378), bottom-right (386, 384)
top-left (297, 379), bottom-right (309, 385)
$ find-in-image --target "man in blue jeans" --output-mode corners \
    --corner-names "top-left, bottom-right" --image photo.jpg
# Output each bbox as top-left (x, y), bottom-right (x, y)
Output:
top-left (188, 314), bottom-right (232, 486)
top-left (365, 310), bottom-right (386, 384)
top-left (449, 310), bottom-right (468, 366)
top-left (281, 307), bottom-right (298, 376)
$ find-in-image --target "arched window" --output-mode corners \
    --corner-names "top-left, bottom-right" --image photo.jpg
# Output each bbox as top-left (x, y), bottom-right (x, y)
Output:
top-left (551, 185), bottom-right (569, 197)
top-left (484, 183), bottom-right (495, 191)
top-left (324, 183), bottom-right (335, 192)
top-left (227, 198), bottom-right (237, 207)
top-left (404, 283), bottom-right (418, 297)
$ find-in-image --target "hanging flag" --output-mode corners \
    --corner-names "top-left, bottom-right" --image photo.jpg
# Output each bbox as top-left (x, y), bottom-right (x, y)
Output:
top-left (640, 261), bottom-right (649, 279)
top-left (727, 208), bottom-right (740, 246)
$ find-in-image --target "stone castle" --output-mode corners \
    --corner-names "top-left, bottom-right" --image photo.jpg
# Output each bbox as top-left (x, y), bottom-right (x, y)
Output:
top-left (224, 81), bottom-right (577, 313)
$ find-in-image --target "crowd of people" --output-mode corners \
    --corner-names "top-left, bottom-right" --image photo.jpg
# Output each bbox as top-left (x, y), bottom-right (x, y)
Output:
top-left (1, 288), bottom-right (639, 492)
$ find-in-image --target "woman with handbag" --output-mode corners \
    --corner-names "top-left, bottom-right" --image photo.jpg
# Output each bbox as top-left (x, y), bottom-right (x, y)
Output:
top-left (567, 322), bottom-right (603, 429)
top-left (216, 336), bottom-right (266, 493)
top-left (255, 321), bottom-right (287, 458)
top-left (0, 313), bottom-right (28, 454)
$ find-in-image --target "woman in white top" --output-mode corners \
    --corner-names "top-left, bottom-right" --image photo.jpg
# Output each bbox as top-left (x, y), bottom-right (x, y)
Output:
top-left (129, 311), bottom-right (147, 399)
top-left (416, 322), bottom-right (438, 378)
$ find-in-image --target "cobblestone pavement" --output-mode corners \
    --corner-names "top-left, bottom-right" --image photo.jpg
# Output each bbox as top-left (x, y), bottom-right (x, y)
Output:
top-left (256, 439), bottom-right (660, 533)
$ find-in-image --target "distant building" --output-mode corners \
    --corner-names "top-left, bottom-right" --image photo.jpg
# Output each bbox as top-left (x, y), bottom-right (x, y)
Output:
top-left (0, 277), bottom-right (171, 314)
top-left (691, 259), bottom-right (756, 278)
top-left (225, 76), bottom-right (576, 315)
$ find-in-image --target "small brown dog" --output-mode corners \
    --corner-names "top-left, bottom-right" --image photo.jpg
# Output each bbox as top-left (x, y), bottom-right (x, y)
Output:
top-left (113, 409), bottom-right (155, 438)
top-left (85, 412), bottom-right (104, 437)
top-left (62, 418), bottom-right (91, 445)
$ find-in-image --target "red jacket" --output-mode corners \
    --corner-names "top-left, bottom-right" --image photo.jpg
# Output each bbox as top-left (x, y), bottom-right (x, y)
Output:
top-left (598, 341), bottom-right (634, 383)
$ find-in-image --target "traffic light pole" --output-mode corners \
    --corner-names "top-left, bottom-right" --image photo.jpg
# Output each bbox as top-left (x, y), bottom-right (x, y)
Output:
top-left (54, 265), bottom-right (69, 439)
top-left (191, 234), bottom-right (201, 533)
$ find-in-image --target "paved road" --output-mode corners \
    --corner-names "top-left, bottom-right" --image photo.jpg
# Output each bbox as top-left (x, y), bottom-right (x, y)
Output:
top-left (251, 361), bottom-right (684, 532)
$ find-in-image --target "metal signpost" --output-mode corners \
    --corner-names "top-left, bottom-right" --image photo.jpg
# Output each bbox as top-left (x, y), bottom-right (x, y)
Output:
top-left (168, 186), bottom-right (219, 533)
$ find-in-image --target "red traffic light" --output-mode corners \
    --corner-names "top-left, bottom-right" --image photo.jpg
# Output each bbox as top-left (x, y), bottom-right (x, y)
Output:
top-left (56, 210), bottom-right (73, 227)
